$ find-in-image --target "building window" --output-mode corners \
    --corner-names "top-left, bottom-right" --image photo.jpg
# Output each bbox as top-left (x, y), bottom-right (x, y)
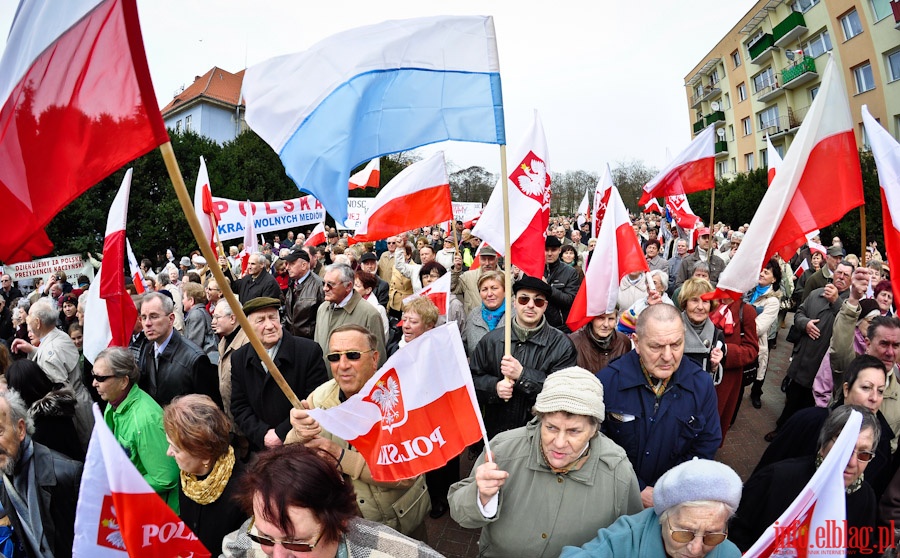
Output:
top-left (870, 0), bottom-right (892, 21)
top-left (761, 149), bottom-right (769, 169)
top-left (728, 124), bottom-right (735, 141)
top-left (716, 160), bottom-right (729, 178)
top-left (794, 0), bottom-right (820, 13)
top-left (803, 31), bottom-right (833, 58)
top-left (853, 63), bottom-right (876, 93)
top-left (887, 49), bottom-right (900, 82)
top-left (723, 93), bottom-right (731, 110)
top-left (809, 85), bottom-right (820, 101)
top-left (840, 10), bottom-right (863, 41)
top-left (895, 115), bottom-right (900, 142)
top-left (184, 115), bottom-right (192, 133)
top-left (737, 82), bottom-right (747, 102)
top-left (752, 67), bottom-right (777, 93)
top-left (758, 105), bottom-right (780, 132)
top-left (175, 120), bottom-right (182, 133)
top-left (710, 69), bottom-right (720, 85)
top-left (860, 124), bottom-right (871, 151)
top-left (745, 153), bottom-right (755, 171)
top-left (732, 50), bottom-right (741, 68)
top-left (742, 117), bottom-right (752, 136)
top-left (730, 158), bottom-right (737, 174)
top-left (695, 84), bottom-right (704, 98)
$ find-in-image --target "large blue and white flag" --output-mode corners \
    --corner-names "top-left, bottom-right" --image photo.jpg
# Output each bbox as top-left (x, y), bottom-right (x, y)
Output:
top-left (243, 15), bottom-right (506, 223)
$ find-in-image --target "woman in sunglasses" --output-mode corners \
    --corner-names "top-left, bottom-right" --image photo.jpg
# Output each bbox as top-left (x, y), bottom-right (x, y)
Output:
top-left (730, 404), bottom-right (879, 554)
top-left (562, 458), bottom-right (742, 557)
top-left (224, 443), bottom-right (441, 557)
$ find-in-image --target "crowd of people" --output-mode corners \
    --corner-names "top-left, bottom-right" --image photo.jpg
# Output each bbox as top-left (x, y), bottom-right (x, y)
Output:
top-left (0, 213), bottom-right (897, 557)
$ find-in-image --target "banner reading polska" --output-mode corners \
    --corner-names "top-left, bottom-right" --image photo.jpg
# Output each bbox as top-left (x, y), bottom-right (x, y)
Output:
top-left (212, 196), bottom-right (326, 241)
top-left (307, 322), bottom-right (486, 482)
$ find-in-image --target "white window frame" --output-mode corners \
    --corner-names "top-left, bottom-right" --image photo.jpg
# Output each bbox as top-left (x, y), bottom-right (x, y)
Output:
top-left (745, 153), bottom-right (755, 171)
top-left (737, 82), bottom-right (747, 102)
top-left (758, 105), bottom-right (780, 132)
top-left (840, 9), bottom-right (863, 41)
top-left (803, 31), bottom-right (833, 59)
top-left (184, 114), bottom-right (192, 133)
top-left (793, 0), bottom-right (820, 13)
top-left (742, 117), bottom-right (752, 136)
top-left (752, 67), bottom-right (777, 93)
top-left (732, 50), bottom-right (742, 68)
top-left (887, 49), bottom-right (900, 82)
top-left (870, 0), bottom-right (892, 22)
top-left (716, 160), bottom-right (729, 178)
top-left (175, 120), bottom-right (182, 133)
top-left (853, 63), bottom-right (876, 93)
top-left (809, 85), bottom-right (820, 102)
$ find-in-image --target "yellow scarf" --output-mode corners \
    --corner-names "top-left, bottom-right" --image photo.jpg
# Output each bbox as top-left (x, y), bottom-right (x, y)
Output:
top-left (180, 446), bottom-right (235, 505)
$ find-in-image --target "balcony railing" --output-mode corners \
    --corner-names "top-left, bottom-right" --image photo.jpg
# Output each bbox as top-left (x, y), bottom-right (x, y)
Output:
top-left (693, 120), bottom-right (705, 134)
top-left (756, 81), bottom-right (785, 103)
top-left (748, 33), bottom-right (776, 63)
top-left (773, 11), bottom-right (808, 47)
top-left (782, 56), bottom-right (817, 89)
top-left (690, 84), bottom-right (722, 108)
top-left (715, 140), bottom-right (728, 155)
top-left (705, 111), bottom-right (725, 127)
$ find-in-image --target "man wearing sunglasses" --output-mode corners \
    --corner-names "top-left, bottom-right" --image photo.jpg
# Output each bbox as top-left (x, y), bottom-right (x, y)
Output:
top-left (470, 276), bottom-right (578, 440)
top-left (287, 325), bottom-right (432, 541)
top-left (230, 297), bottom-right (329, 454)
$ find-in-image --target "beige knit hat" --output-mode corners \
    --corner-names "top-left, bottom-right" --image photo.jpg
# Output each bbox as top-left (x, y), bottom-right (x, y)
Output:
top-left (534, 367), bottom-right (605, 421)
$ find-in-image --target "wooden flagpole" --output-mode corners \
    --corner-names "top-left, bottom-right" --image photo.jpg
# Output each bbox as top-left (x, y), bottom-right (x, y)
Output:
top-left (860, 206), bottom-right (867, 266)
top-left (499, 145), bottom-right (514, 377)
top-left (707, 188), bottom-right (716, 261)
top-left (159, 142), bottom-right (302, 408)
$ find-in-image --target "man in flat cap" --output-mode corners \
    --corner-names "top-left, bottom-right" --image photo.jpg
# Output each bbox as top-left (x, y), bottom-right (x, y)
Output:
top-left (358, 252), bottom-right (389, 307)
top-left (281, 247), bottom-right (324, 339)
top-left (230, 297), bottom-right (329, 453)
top-left (543, 235), bottom-right (581, 333)
top-left (469, 276), bottom-right (578, 440)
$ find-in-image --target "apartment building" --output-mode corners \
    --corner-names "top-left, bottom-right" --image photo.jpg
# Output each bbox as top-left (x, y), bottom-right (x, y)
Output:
top-left (684, 0), bottom-right (900, 179)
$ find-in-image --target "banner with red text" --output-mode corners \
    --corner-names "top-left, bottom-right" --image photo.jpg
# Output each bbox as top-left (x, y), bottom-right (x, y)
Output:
top-left (212, 196), bottom-right (326, 241)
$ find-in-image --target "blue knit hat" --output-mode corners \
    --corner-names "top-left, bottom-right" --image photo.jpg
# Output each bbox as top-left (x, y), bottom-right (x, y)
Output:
top-left (653, 458), bottom-right (742, 516)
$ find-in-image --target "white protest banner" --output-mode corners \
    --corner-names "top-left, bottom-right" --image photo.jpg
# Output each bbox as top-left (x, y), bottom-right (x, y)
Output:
top-left (212, 196), bottom-right (326, 241)
top-left (9, 254), bottom-right (93, 282)
top-left (452, 202), bottom-right (482, 224)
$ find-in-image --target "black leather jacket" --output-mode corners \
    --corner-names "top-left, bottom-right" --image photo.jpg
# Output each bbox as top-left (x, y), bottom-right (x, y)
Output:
top-left (283, 273), bottom-right (324, 339)
top-left (138, 330), bottom-right (223, 408)
top-left (543, 261), bottom-right (581, 333)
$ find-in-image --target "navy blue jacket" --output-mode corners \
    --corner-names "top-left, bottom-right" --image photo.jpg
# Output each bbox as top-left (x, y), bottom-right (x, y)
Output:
top-left (597, 350), bottom-right (721, 489)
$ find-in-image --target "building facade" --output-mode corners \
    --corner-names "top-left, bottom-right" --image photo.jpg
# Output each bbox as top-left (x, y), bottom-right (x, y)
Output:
top-left (161, 67), bottom-right (247, 144)
top-left (684, 0), bottom-right (900, 179)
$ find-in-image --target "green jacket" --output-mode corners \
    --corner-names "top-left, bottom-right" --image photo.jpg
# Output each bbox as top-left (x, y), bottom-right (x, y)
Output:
top-left (103, 384), bottom-right (180, 513)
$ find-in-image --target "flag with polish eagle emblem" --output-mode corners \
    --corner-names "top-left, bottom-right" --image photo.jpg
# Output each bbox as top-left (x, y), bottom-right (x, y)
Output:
top-left (643, 198), bottom-right (663, 214)
top-left (349, 158), bottom-right (380, 190)
top-left (306, 322), bottom-right (486, 482)
top-left (473, 111), bottom-right (551, 279)
top-left (74, 406), bottom-right (209, 557)
top-left (665, 193), bottom-right (701, 230)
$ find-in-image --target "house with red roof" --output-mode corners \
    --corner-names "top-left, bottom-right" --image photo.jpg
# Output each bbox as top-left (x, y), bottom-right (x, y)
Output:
top-left (161, 66), bottom-right (246, 144)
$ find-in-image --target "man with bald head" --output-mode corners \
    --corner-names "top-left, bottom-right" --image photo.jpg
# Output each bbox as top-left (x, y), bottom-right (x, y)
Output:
top-left (230, 253), bottom-right (282, 304)
top-left (597, 303), bottom-right (721, 508)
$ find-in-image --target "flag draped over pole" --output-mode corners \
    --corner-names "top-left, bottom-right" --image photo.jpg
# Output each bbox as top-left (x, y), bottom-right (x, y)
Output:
top-left (642, 198), bottom-right (663, 214)
top-left (194, 156), bottom-right (218, 255)
top-left (592, 164), bottom-right (613, 239)
top-left (638, 125), bottom-right (716, 205)
top-left (863, 105), bottom-right (900, 314)
top-left (576, 188), bottom-right (590, 228)
top-left (126, 238), bottom-right (145, 294)
top-left (766, 135), bottom-right (782, 186)
top-left (0, 0), bottom-right (169, 263)
top-left (705, 55), bottom-right (863, 300)
top-left (472, 111), bottom-right (551, 279)
top-left (306, 323), bottom-right (486, 482)
top-left (567, 186), bottom-right (648, 331)
top-left (83, 170), bottom-right (138, 364)
top-left (349, 158), bottom-right (381, 190)
top-left (239, 202), bottom-right (258, 275)
top-left (350, 151), bottom-right (453, 245)
top-left (305, 221), bottom-right (327, 247)
top-left (242, 15), bottom-right (505, 223)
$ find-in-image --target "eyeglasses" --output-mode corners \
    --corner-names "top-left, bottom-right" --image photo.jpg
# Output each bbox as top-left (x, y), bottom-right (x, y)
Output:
top-left (323, 281), bottom-right (347, 290)
top-left (851, 449), bottom-right (876, 462)
top-left (516, 295), bottom-right (548, 308)
top-left (666, 518), bottom-right (728, 546)
top-left (92, 374), bottom-right (118, 383)
top-left (246, 517), bottom-right (321, 553)
top-left (325, 349), bottom-right (374, 362)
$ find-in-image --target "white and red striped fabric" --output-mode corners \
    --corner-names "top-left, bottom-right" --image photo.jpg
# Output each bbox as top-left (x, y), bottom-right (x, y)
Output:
top-left (350, 151), bottom-right (452, 245)
top-left (193, 156), bottom-right (218, 254)
top-left (305, 221), bottom-right (327, 247)
top-left (238, 201), bottom-right (258, 275)
top-left (643, 198), bottom-right (663, 214)
top-left (0, 0), bottom-right (168, 263)
top-left (403, 272), bottom-right (451, 316)
top-left (592, 164), bottom-right (613, 239)
top-left (576, 188), bottom-right (590, 228)
top-left (473, 111), bottom-right (551, 279)
top-left (74, 406), bottom-right (210, 557)
top-left (639, 125), bottom-right (715, 205)
top-left (808, 241), bottom-right (827, 257)
top-left (863, 105), bottom-right (900, 314)
top-left (126, 238), bottom-right (145, 294)
top-left (666, 193), bottom-right (701, 230)
top-left (83, 170), bottom-right (138, 364)
top-left (567, 186), bottom-right (649, 331)
top-left (766, 135), bottom-right (782, 186)
top-left (307, 323), bottom-right (486, 482)
top-left (349, 158), bottom-right (381, 190)
top-left (707, 56), bottom-right (863, 300)
top-left (794, 259), bottom-right (809, 279)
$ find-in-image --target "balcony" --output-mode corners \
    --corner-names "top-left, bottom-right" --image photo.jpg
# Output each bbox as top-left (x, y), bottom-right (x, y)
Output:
top-left (715, 140), bottom-right (729, 157)
top-left (748, 33), bottom-right (777, 65)
top-left (705, 110), bottom-right (725, 127)
top-left (690, 84), bottom-right (722, 108)
top-left (693, 119), bottom-right (705, 134)
top-left (756, 81), bottom-right (785, 103)
top-left (773, 11), bottom-right (808, 48)
top-left (782, 56), bottom-right (817, 89)
top-left (760, 108), bottom-right (808, 140)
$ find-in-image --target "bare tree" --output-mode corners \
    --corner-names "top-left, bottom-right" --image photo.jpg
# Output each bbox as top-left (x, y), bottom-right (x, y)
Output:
top-left (611, 159), bottom-right (657, 214)
top-left (450, 166), bottom-right (496, 204)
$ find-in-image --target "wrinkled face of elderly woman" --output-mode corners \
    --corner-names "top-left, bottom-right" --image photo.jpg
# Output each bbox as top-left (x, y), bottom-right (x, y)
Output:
top-left (661, 503), bottom-right (730, 558)
top-left (539, 411), bottom-right (597, 470)
top-left (819, 427), bottom-right (876, 488)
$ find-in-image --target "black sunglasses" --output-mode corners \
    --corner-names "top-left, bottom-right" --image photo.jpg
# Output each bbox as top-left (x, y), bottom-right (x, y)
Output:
top-left (516, 295), bottom-right (548, 308)
top-left (246, 517), bottom-right (321, 553)
top-left (92, 374), bottom-right (118, 383)
top-left (325, 349), bottom-right (374, 363)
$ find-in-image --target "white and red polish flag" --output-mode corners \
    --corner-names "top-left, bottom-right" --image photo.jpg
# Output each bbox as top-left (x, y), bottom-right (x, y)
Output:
top-left (743, 410), bottom-right (861, 557)
top-left (83, 170), bottom-right (138, 364)
top-left (592, 164), bottom-right (613, 239)
top-left (74, 406), bottom-right (210, 557)
top-left (349, 158), bottom-right (380, 190)
top-left (576, 188), bottom-right (590, 228)
top-left (638, 125), bottom-right (716, 205)
top-left (863, 105), bottom-right (900, 312)
top-left (794, 259), bottom-right (809, 279)
top-left (704, 55), bottom-right (863, 300)
top-left (666, 193), bottom-right (701, 230)
top-left (238, 201), bottom-right (258, 275)
top-left (473, 111), bottom-right (551, 279)
top-left (307, 322), bottom-right (486, 482)
top-left (403, 272), bottom-right (451, 317)
top-left (643, 198), bottom-right (663, 214)
top-left (0, 0), bottom-right (169, 264)
top-left (194, 156), bottom-right (218, 255)
top-left (766, 135), bottom-right (782, 186)
top-left (567, 186), bottom-right (649, 331)
top-left (125, 238), bottom-right (145, 295)
top-left (350, 151), bottom-right (453, 245)
top-left (305, 221), bottom-right (327, 247)
top-left (807, 241), bottom-right (827, 257)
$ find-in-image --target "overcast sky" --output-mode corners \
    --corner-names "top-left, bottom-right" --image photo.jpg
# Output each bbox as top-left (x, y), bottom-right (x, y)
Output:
top-left (2, 0), bottom-right (755, 176)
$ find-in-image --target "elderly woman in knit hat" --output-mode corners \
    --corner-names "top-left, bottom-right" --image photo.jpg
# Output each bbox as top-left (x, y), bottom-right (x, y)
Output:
top-left (562, 458), bottom-right (742, 557)
top-left (449, 367), bottom-right (642, 558)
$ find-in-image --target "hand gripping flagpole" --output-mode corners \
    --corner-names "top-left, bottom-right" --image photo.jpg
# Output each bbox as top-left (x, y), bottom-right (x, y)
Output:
top-left (159, 142), bottom-right (302, 408)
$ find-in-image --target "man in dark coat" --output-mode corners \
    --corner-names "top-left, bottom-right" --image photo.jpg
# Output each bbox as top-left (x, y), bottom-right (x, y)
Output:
top-left (281, 247), bottom-right (324, 339)
top-left (0, 389), bottom-right (82, 558)
top-left (230, 253), bottom-right (283, 304)
top-left (543, 236), bottom-right (580, 333)
top-left (0, 274), bottom-right (22, 307)
top-left (230, 297), bottom-right (329, 452)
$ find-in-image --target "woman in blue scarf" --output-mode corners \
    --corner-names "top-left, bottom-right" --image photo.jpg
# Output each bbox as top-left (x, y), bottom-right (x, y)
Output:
top-left (463, 270), bottom-right (505, 357)
top-left (745, 259), bottom-right (782, 409)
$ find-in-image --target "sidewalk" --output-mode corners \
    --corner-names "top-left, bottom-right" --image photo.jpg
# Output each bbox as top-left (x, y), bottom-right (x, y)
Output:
top-left (425, 317), bottom-right (796, 557)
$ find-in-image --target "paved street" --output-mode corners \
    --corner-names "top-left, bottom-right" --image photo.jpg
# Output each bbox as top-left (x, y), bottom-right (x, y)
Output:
top-left (425, 317), bottom-right (796, 557)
